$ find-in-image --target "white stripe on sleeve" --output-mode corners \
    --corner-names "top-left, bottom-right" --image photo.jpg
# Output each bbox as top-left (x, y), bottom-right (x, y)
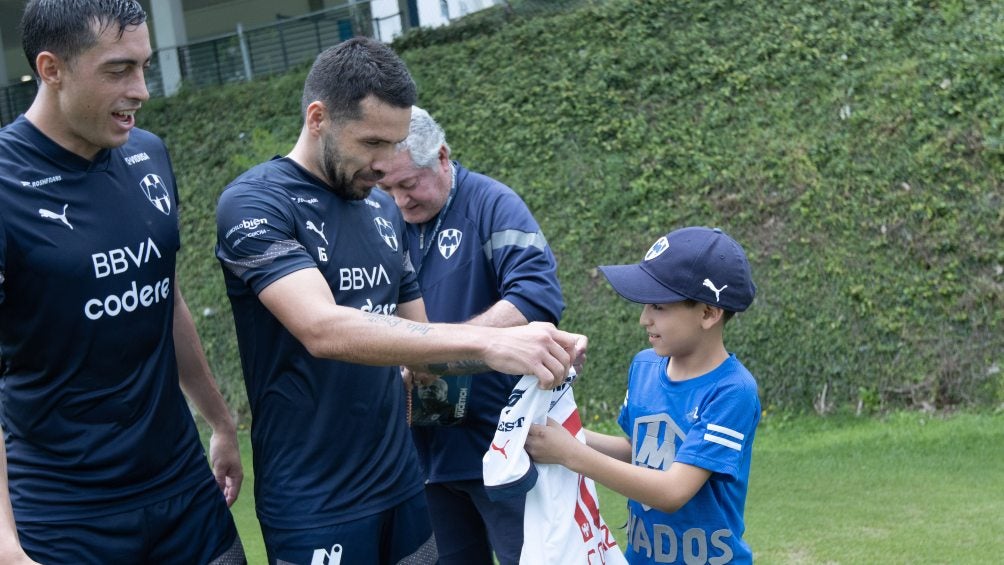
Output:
top-left (704, 433), bottom-right (742, 451)
top-left (706, 423), bottom-right (744, 440)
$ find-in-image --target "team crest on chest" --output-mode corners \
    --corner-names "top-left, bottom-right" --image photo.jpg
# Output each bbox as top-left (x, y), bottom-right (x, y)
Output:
top-left (373, 217), bottom-right (399, 251)
top-left (438, 229), bottom-right (462, 259)
top-left (139, 173), bottom-right (171, 215)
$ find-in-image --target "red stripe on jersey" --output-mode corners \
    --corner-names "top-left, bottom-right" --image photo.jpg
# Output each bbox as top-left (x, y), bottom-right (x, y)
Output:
top-left (578, 475), bottom-right (602, 527)
top-left (562, 408), bottom-right (583, 436)
top-left (573, 489), bottom-right (594, 542)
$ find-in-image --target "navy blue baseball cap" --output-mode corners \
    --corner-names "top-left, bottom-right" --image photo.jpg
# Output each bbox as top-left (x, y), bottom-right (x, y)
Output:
top-left (598, 226), bottom-right (756, 312)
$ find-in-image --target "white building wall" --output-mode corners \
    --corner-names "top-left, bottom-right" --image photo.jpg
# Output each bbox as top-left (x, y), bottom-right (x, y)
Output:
top-left (151, 0), bottom-right (187, 96)
top-left (371, 0), bottom-right (500, 40)
top-left (370, 0), bottom-right (405, 41)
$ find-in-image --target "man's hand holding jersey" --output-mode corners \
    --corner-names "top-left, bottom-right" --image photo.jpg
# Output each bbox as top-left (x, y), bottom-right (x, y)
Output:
top-left (419, 322), bottom-right (587, 389)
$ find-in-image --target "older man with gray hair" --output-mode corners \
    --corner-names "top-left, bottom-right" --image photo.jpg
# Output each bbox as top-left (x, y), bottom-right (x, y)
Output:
top-left (378, 106), bottom-right (566, 565)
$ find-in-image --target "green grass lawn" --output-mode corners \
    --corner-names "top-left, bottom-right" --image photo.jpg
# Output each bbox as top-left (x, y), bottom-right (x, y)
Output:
top-left (223, 411), bottom-right (1004, 564)
top-left (745, 411), bottom-right (1004, 564)
top-left (228, 432), bottom-right (265, 562)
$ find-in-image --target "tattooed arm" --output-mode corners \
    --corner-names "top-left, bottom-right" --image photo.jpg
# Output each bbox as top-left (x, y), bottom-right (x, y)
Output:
top-left (257, 267), bottom-right (582, 388)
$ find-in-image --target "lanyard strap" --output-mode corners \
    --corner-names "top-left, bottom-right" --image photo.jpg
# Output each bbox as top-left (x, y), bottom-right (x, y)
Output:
top-left (416, 162), bottom-right (457, 276)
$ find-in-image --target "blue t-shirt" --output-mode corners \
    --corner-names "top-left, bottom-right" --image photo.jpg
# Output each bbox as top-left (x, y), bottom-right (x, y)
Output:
top-left (216, 156), bottom-right (424, 529)
top-left (617, 350), bottom-right (760, 564)
top-left (0, 116), bottom-right (210, 521)
top-left (406, 162), bottom-right (565, 483)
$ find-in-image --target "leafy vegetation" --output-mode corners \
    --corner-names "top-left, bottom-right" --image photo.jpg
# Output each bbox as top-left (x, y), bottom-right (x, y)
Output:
top-left (143, 0), bottom-right (1003, 423)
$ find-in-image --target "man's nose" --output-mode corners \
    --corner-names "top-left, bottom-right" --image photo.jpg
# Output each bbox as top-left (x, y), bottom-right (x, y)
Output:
top-left (129, 67), bottom-right (150, 102)
top-left (370, 146), bottom-right (399, 174)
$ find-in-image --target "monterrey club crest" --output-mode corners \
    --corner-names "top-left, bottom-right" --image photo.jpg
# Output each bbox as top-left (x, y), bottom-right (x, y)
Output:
top-left (438, 229), bottom-right (462, 259)
top-left (139, 173), bottom-right (171, 215)
top-left (644, 236), bottom-right (670, 261)
top-left (373, 217), bottom-right (399, 251)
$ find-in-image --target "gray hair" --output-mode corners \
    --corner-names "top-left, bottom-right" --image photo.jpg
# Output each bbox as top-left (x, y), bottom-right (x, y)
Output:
top-left (399, 106), bottom-right (450, 169)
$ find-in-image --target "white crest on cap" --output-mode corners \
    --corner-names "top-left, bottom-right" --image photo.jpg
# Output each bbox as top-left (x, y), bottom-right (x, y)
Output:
top-left (644, 237), bottom-right (670, 261)
top-left (703, 278), bottom-right (728, 302)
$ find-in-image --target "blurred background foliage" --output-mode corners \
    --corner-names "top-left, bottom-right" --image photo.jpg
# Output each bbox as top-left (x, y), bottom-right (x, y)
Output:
top-left (142, 0), bottom-right (1003, 425)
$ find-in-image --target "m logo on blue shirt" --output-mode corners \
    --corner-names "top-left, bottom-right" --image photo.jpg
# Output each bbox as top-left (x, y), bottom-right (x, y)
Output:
top-left (373, 217), bottom-right (398, 251)
top-left (139, 174), bottom-right (171, 215)
top-left (631, 413), bottom-right (685, 470)
top-left (438, 229), bottom-right (462, 259)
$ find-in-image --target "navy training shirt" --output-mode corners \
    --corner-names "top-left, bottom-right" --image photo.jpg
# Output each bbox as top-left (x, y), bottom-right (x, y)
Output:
top-left (216, 156), bottom-right (424, 528)
top-left (405, 162), bottom-right (565, 483)
top-left (0, 116), bottom-right (210, 521)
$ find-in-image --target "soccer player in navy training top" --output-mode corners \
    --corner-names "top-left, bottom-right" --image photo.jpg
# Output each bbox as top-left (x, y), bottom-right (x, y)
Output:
top-left (378, 107), bottom-right (565, 565)
top-left (0, 1), bottom-right (244, 563)
top-left (526, 227), bottom-right (760, 564)
top-left (216, 37), bottom-right (585, 565)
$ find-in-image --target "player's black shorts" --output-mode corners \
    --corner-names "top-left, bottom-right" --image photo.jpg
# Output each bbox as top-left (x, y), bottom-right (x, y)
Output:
top-left (263, 490), bottom-right (436, 565)
top-left (17, 475), bottom-right (244, 564)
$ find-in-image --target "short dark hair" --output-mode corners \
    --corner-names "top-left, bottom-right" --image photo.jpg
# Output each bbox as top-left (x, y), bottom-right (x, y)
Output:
top-left (301, 37), bottom-right (417, 122)
top-left (20, 0), bottom-right (147, 75)
top-left (681, 299), bottom-right (737, 325)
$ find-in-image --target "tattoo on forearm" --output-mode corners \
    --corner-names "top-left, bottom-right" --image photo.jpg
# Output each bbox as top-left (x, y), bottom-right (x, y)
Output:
top-left (363, 313), bottom-right (435, 335)
top-left (427, 359), bottom-right (491, 375)
top-left (363, 312), bottom-right (402, 327)
top-left (406, 322), bottom-right (433, 335)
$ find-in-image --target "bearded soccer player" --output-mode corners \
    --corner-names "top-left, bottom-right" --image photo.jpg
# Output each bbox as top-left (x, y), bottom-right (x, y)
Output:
top-left (216, 37), bottom-right (585, 565)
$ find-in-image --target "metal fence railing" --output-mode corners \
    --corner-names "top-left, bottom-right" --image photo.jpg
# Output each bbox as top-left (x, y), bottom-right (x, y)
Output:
top-left (0, 81), bottom-right (38, 127)
top-left (169, 2), bottom-right (372, 95)
top-left (1, 1), bottom-right (374, 126)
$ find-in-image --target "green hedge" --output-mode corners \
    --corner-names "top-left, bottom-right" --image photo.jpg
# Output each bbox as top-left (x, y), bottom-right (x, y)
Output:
top-left (142, 0), bottom-right (1003, 423)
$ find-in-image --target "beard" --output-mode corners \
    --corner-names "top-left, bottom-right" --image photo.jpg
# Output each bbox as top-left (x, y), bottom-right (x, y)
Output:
top-left (320, 130), bottom-right (381, 201)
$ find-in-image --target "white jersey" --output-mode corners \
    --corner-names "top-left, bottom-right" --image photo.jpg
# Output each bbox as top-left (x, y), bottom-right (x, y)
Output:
top-left (484, 371), bottom-right (628, 565)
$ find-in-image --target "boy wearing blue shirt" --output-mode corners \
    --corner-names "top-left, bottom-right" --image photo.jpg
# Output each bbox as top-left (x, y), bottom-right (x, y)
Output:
top-left (526, 226), bottom-right (760, 564)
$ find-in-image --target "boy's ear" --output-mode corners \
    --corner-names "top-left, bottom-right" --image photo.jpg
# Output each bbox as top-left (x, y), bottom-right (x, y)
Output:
top-left (700, 303), bottom-right (725, 329)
